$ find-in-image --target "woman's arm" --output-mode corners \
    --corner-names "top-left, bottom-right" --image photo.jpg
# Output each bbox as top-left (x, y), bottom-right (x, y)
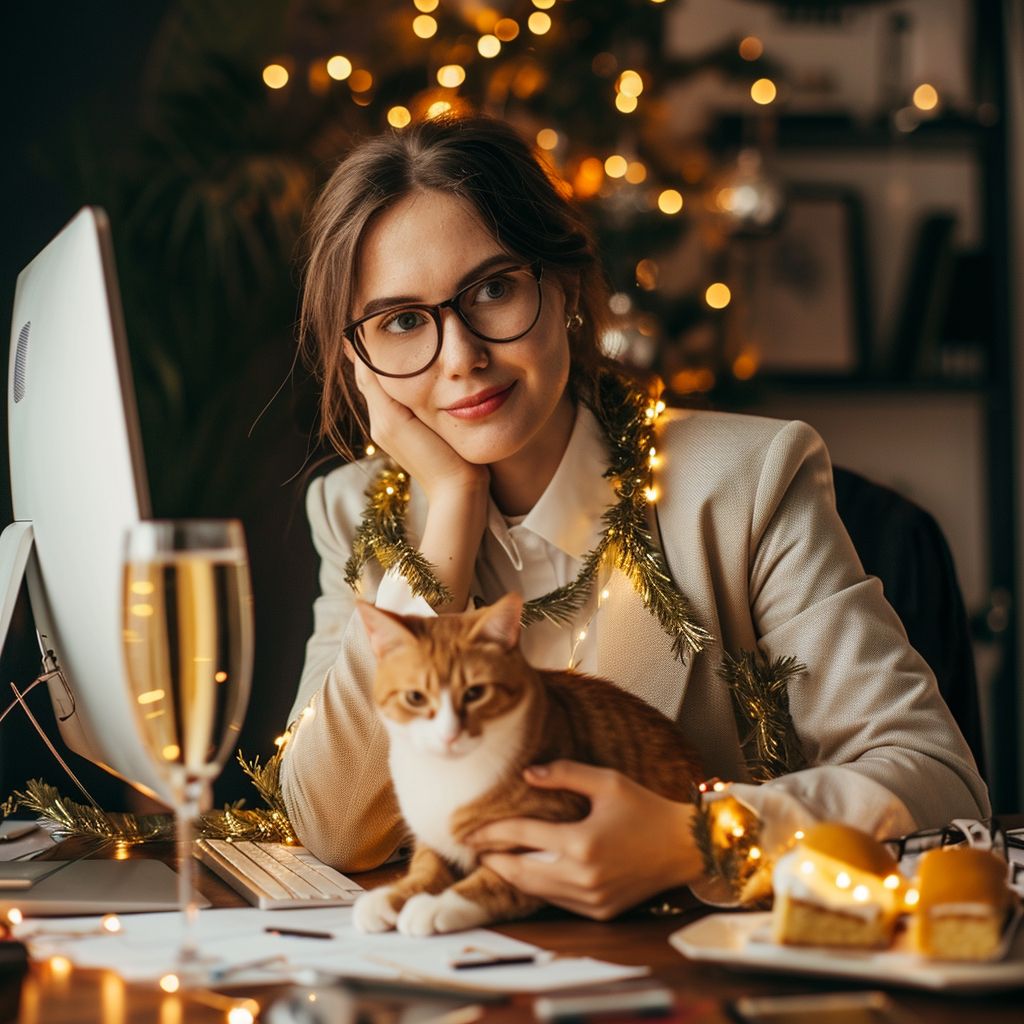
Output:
top-left (281, 360), bottom-right (492, 871)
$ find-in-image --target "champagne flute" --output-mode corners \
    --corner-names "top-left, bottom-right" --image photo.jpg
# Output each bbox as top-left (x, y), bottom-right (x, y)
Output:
top-left (122, 520), bottom-right (254, 978)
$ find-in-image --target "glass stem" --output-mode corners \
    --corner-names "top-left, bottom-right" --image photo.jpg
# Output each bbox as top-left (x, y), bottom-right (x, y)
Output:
top-left (177, 778), bottom-right (203, 965)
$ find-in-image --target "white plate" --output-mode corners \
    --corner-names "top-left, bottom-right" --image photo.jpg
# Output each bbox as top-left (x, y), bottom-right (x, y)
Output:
top-left (669, 909), bottom-right (1024, 994)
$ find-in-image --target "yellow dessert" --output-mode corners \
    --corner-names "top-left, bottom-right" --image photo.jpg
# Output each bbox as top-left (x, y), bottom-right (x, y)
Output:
top-left (771, 823), bottom-right (904, 949)
top-left (911, 847), bottom-right (1016, 961)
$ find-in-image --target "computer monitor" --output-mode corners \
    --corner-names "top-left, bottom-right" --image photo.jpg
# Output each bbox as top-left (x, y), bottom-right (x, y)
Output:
top-left (1, 206), bottom-right (174, 806)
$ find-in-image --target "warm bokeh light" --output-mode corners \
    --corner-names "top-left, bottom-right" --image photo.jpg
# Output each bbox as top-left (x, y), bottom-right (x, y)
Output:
top-left (413, 15), bottom-right (438, 38)
top-left (413, 0), bottom-right (438, 10)
top-left (615, 93), bottom-right (638, 113)
top-left (536, 128), bottom-right (559, 150)
top-left (528, 11), bottom-right (551, 34)
top-left (533, 0), bottom-right (555, 7)
top-left (671, 367), bottom-right (716, 393)
top-left (215, 670), bottom-right (228, 682)
top-left (160, 975), bottom-right (180, 994)
top-left (658, 189), bottom-right (683, 214)
top-left (636, 259), bottom-right (659, 290)
top-left (617, 70), bottom-right (644, 97)
top-left (227, 1008), bottom-right (255, 1024)
top-left (349, 69), bottom-right (373, 92)
top-left (573, 157), bottom-right (605, 198)
top-left (751, 78), bottom-right (777, 104)
top-left (114, 840), bottom-right (130, 859)
top-left (478, 34), bottom-right (501, 58)
top-left (6, 909), bottom-right (22, 926)
top-left (102, 914), bottom-right (122, 933)
top-left (739, 36), bottom-right (763, 60)
top-left (706, 283), bottom-right (731, 309)
top-left (604, 155), bottom-right (628, 178)
top-left (49, 957), bottom-right (73, 981)
top-left (625, 161), bottom-right (647, 184)
top-left (326, 55), bottom-right (352, 80)
top-left (163, 744), bottom-right (180, 761)
top-left (913, 83), bottom-right (939, 110)
top-left (426, 100), bottom-right (452, 118)
top-left (495, 18), bottom-right (520, 41)
top-left (905, 888), bottom-right (920, 906)
top-left (388, 105), bottom-right (412, 128)
top-left (262, 64), bottom-right (289, 89)
top-left (733, 350), bottom-right (758, 379)
top-left (437, 65), bottom-right (466, 88)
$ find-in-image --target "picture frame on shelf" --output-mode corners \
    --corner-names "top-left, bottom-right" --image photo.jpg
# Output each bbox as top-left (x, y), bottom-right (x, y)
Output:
top-left (731, 186), bottom-right (870, 377)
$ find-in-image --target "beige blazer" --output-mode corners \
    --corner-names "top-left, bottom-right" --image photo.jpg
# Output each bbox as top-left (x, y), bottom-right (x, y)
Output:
top-left (280, 409), bottom-right (989, 872)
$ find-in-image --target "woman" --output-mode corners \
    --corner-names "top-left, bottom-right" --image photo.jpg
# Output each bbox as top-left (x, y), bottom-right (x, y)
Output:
top-left (281, 115), bottom-right (988, 918)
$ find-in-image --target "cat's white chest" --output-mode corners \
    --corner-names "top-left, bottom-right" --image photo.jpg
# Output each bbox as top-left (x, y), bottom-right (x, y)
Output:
top-left (383, 703), bottom-right (528, 874)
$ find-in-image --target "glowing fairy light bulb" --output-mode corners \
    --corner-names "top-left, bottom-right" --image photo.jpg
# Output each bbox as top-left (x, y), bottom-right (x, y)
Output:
top-left (749, 846), bottom-right (762, 860)
top-left (883, 874), bottom-right (901, 890)
top-left (751, 78), bottom-right (776, 105)
top-left (388, 106), bottom-right (412, 128)
top-left (658, 189), bottom-right (683, 214)
top-left (852, 885), bottom-right (870, 902)
top-left (713, 781), bottom-right (726, 792)
top-left (326, 55), bottom-right (352, 80)
top-left (905, 888), bottom-right (920, 906)
top-left (794, 830), bottom-right (804, 840)
top-left (913, 84), bottom-right (938, 110)
top-left (705, 283), bottom-right (731, 309)
top-left (365, 444), bottom-right (376, 455)
top-left (478, 35), bottom-right (501, 58)
top-left (644, 487), bottom-right (658, 502)
top-left (528, 11), bottom-right (551, 34)
top-left (601, 589), bottom-right (610, 600)
top-left (800, 861), bottom-right (814, 875)
top-left (413, 15), bottom-right (437, 38)
top-left (437, 65), bottom-right (466, 88)
top-left (6, 909), bottom-right (22, 925)
top-left (262, 64), bottom-right (289, 89)
top-left (102, 914), bottom-right (121, 933)
top-left (835, 872), bottom-right (851, 889)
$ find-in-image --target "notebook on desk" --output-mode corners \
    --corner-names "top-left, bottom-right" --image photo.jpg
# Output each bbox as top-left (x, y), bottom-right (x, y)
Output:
top-left (0, 859), bottom-right (206, 915)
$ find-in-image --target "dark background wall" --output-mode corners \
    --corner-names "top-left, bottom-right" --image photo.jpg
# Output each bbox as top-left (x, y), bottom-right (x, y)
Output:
top-left (1, 1), bottom-right (320, 811)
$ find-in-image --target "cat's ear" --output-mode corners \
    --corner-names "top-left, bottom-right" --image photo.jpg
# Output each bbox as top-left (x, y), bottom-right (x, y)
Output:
top-left (469, 592), bottom-right (523, 651)
top-left (356, 600), bottom-right (416, 660)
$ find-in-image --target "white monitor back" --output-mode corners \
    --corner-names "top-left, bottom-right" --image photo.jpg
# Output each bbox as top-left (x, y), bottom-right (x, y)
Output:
top-left (7, 207), bottom-right (173, 805)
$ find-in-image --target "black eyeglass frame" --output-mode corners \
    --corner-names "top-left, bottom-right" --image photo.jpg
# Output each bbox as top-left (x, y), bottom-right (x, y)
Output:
top-left (343, 260), bottom-right (545, 379)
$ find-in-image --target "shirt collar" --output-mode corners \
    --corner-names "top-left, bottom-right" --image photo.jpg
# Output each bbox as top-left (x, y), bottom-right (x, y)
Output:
top-left (486, 403), bottom-right (615, 564)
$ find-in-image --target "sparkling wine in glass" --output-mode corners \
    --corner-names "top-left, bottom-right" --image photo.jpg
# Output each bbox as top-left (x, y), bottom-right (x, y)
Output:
top-left (122, 520), bottom-right (254, 977)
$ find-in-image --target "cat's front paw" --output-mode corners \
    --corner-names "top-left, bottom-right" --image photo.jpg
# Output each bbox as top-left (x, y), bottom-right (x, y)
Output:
top-left (353, 886), bottom-right (401, 933)
top-left (396, 890), bottom-right (489, 936)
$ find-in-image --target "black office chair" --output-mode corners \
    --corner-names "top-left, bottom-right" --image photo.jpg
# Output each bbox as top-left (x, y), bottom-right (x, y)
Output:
top-left (832, 466), bottom-right (986, 779)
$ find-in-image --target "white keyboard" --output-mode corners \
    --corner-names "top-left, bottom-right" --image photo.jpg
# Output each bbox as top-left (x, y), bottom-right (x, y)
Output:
top-left (195, 839), bottom-right (364, 911)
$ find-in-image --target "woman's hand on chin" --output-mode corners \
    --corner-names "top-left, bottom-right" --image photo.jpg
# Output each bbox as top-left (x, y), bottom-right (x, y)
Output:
top-left (353, 358), bottom-right (489, 504)
top-left (464, 761), bottom-right (703, 921)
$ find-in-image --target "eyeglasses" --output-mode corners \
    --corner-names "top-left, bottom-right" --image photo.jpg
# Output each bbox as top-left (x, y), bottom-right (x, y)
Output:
top-left (343, 261), bottom-right (544, 378)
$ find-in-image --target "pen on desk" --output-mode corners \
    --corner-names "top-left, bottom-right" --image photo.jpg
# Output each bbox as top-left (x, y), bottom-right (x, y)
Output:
top-left (450, 955), bottom-right (538, 970)
top-left (264, 926), bottom-right (334, 940)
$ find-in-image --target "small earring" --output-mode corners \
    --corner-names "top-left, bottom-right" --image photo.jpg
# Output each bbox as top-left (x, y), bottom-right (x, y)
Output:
top-left (565, 312), bottom-right (584, 331)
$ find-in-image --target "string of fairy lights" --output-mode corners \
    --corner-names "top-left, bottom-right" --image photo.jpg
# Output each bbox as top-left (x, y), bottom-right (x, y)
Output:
top-left (259, 2), bottom-right (948, 395)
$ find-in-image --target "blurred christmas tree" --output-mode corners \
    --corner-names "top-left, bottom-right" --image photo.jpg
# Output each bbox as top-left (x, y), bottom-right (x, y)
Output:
top-left (95, 0), bottom-right (781, 503)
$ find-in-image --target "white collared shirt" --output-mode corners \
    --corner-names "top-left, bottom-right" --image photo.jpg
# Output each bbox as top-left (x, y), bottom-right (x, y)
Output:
top-left (374, 404), bottom-right (616, 675)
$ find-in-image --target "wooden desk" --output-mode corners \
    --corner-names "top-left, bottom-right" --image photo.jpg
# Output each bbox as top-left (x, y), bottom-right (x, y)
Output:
top-left (12, 838), bottom-right (1024, 1024)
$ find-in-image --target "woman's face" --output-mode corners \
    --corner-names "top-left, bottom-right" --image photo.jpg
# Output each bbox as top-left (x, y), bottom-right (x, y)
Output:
top-left (351, 190), bottom-right (574, 468)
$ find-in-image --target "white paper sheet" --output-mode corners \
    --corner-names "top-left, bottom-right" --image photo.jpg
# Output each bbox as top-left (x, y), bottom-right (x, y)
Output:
top-left (13, 905), bottom-right (648, 992)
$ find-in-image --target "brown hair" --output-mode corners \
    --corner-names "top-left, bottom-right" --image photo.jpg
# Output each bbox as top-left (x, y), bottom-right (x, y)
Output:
top-left (299, 115), bottom-right (615, 460)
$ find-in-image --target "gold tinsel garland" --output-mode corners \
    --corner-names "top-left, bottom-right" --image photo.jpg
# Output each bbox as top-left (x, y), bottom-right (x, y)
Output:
top-left (720, 649), bottom-right (807, 782)
top-left (3, 750), bottom-right (296, 847)
top-left (344, 370), bottom-right (712, 660)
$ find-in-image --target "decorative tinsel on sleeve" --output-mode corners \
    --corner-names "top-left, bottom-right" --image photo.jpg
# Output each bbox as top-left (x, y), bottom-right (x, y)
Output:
top-left (720, 648), bottom-right (807, 782)
top-left (344, 465), bottom-right (454, 608)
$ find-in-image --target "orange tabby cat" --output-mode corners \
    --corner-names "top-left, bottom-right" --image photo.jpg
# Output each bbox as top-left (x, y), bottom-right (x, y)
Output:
top-left (352, 592), bottom-right (704, 936)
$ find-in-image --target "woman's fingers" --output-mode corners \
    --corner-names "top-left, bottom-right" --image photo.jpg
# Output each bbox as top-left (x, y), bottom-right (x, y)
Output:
top-left (523, 760), bottom-right (622, 798)
top-left (465, 816), bottom-right (570, 853)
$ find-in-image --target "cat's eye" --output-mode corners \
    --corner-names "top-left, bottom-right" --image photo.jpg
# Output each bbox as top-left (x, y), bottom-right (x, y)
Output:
top-left (405, 691), bottom-right (427, 707)
top-left (463, 685), bottom-right (485, 703)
